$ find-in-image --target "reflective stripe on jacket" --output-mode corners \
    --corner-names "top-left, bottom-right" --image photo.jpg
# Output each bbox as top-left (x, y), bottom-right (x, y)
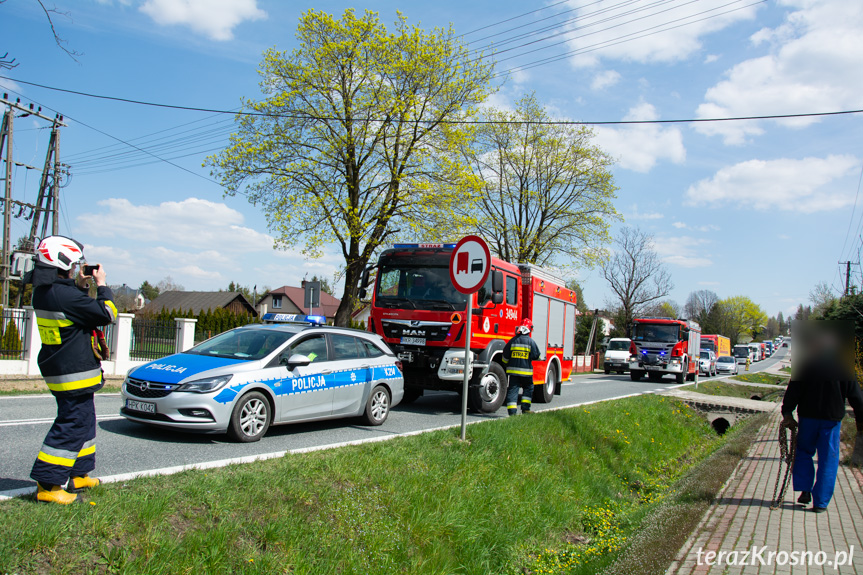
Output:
top-left (502, 333), bottom-right (540, 377)
top-left (33, 278), bottom-right (116, 396)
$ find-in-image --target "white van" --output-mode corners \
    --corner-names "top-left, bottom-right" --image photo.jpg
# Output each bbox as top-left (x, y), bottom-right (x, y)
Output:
top-left (604, 338), bottom-right (632, 374)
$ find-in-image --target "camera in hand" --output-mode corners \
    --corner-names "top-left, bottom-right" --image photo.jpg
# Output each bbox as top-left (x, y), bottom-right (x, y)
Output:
top-left (83, 264), bottom-right (100, 276)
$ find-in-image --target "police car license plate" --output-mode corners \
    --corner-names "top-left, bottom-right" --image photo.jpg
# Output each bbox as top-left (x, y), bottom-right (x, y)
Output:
top-left (401, 337), bottom-right (426, 346)
top-left (126, 399), bottom-right (156, 414)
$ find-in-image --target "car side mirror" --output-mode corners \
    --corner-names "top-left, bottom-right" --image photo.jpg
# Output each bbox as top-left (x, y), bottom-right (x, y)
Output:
top-left (491, 292), bottom-right (503, 305)
top-left (492, 270), bottom-right (503, 293)
top-left (282, 353), bottom-right (312, 369)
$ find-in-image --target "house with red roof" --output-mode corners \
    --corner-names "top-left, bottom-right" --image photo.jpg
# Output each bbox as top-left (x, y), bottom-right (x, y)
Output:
top-left (257, 281), bottom-right (341, 323)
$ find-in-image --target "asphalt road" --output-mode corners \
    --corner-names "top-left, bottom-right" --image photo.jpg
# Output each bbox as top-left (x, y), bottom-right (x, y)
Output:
top-left (0, 346), bottom-right (788, 497)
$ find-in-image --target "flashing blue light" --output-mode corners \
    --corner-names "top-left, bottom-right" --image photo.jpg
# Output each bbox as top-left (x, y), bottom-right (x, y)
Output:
top-left (262, 313), bottom-right (326, 325)
top-left (392, 243), bottom-right (457, 249)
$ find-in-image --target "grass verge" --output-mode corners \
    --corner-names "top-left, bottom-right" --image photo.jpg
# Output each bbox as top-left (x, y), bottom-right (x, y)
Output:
top-left (682, 381), bottom-right (784, 402)
top-left (0, 395), bottom-right (745, 575)
top-left (732, 372), bottom-right (788, 386)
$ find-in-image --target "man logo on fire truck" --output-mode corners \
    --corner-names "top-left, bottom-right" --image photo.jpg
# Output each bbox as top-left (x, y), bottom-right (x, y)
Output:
top-left (359, 243), bottom-right (578, 413)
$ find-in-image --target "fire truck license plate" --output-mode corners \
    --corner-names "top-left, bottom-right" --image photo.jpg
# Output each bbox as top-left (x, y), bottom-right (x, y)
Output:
top-left (401, 337), bottom-right (426, 346)
top-left (126, 399), bottom-right (156, 414)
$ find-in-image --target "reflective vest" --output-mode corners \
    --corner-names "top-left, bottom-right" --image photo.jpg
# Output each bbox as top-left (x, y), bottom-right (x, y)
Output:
top-left (33, 278), bottom-right (117, 395)
top-left (502, 333), bottom-right (540, 377)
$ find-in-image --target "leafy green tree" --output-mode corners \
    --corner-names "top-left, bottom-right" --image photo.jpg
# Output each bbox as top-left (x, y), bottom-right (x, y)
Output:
top-left (435, 93), bottom-right (618, 268)
top-left (139, 280), bottom-right (159, 302)
top-left (717, 296), bottom-right (768, 345)
top-left (207, 9), bottom-right (493, 326)
top-left (309, 275), bottom-right (334, 296)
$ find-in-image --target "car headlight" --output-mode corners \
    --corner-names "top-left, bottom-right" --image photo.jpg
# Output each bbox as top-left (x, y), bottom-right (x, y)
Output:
top-left (449, 356), bottom-right (465, 366)
top-left (175, 375), bottom-right (233, 393)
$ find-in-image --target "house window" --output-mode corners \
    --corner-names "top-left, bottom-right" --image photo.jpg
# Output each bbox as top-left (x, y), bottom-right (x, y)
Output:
top-left (272, 295), bottom-right (282, 309)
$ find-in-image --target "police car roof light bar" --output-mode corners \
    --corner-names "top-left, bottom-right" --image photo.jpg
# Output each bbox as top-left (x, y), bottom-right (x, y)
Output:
top-left (261, 313), bottom-right (326, 325)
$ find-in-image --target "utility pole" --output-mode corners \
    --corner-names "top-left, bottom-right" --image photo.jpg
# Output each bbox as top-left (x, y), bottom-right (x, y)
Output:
top-left (839, 261), bottom-right (852, 297)
top-left (0, 94), bottom-right (66, 308)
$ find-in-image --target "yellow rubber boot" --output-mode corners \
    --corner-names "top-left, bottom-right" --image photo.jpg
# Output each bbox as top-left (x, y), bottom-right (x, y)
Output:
top-left (70, 475), bottom-right (100, 491)
top-left (37, 485), bottom-right (78, 505)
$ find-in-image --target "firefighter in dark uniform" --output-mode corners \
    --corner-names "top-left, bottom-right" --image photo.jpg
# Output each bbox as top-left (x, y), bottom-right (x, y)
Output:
top-left (502, 319), bottom-right (540, 416)
top-left (29, 236), bottom-right (116, 504)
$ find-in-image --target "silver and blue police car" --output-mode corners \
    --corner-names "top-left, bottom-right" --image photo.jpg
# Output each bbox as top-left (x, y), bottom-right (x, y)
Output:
top-left (120, 315), bottom-right (404, 442)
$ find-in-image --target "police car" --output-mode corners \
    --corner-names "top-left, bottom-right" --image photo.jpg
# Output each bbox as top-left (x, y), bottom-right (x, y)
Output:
top-left (120, 315), bottom-right (404, 442)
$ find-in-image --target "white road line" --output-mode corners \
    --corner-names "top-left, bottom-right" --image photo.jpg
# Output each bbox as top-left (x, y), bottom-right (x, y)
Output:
top-left (0, 415), bottom-right (124, 427)
top-left (0, 385), bottom-right (695, 501)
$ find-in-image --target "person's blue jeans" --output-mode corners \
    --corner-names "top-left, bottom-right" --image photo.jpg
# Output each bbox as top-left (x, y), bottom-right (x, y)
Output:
top-left (505, 375), bottom-right (533, 415)
top-left (792, 417), bottom-right (842, 509)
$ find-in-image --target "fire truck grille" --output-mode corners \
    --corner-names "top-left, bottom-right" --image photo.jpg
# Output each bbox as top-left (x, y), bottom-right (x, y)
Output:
top-left (381, 321), bottom-right (451, 342)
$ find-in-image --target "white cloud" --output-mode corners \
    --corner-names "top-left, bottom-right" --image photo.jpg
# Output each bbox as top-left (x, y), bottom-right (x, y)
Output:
top-left (81, 197), bottom-right (275, 252)
top-left (139, 0), bottom-right (266, 41)
top-left (704, 54), bottom-right (720, 64)
top-left (695, 0), bottom-right (863, 144)
top-left (625, 203), bottom-right (663, 221)
top-left (591, 70), bottom-right (621, 91)
top-left (593, 103), bottom-right (686, 172)
top-left (653, 235), bottom-right (712, 268)
top-left (561, 0), bottom-right (760, 67)
top-left (672, 222), bottom-right (720, 232)
top-left (685, 155), bottom-right (859, 213)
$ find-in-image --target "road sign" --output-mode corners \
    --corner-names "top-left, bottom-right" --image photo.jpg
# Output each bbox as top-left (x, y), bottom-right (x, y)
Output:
top-left (449, 235), bottom-right (490, 294)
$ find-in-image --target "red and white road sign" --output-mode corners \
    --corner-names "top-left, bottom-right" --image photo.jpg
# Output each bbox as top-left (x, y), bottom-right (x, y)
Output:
top-left (449, 235), bottom-right (490, 294)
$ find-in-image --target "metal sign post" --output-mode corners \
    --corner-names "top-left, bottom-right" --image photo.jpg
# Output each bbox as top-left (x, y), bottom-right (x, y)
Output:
top-left (449, 235), bottom-right (491, 441)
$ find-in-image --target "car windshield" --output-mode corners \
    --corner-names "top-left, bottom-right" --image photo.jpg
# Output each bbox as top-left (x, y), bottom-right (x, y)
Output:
top-left (187, 328), bottom-right (295, 360)
top-left (632, 323), bottom-right (679, 343)
top-left (700, 351), bottom-right (709, 359)
top-left (375, 254), bottom-right (468, 311)
top-left (701, 340), bottom-right (716, 352)
top-left (733, 347), bottom-right (749, 357)
top-left (718, 356), bottom-right (734, 363)
top-left (608, 340), bottom-right (629, 351)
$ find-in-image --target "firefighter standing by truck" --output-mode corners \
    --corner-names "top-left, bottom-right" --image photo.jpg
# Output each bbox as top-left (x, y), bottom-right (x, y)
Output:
top-left (502, 319), bottom-right (540, 416)
top-left (28, 236), bottom-right (117, 504)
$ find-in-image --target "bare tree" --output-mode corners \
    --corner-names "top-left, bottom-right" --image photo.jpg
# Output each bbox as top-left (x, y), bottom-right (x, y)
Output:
top-left (684, 289), bottom-right (719, 326)
top-left (601, 226), bottom-right (673, 330)
top-left (1, 0), bottom-right (81, 62)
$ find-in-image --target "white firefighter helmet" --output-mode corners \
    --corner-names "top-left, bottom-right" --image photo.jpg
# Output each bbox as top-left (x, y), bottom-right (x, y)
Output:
top-left (36, 236), bottom-right (85, 271)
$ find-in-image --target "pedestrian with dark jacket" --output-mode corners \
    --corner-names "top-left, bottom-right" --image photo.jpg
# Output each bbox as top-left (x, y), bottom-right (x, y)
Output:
top-left (502, 319), bottom-right (540, 416)
top-left (781, 320), bottom-right (863, 513)
top-left (29, 236), bottom-right (117, 504)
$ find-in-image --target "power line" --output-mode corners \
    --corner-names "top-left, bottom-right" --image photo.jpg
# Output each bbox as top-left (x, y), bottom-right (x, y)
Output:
top-left (461, 0), bottom-right (572, 36)
top-left (3, 76), bottom-right (861, 126)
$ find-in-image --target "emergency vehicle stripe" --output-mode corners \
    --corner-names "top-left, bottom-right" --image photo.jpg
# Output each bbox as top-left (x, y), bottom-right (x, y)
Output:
top-left (44, 368), bottom-right (102, 392)
top-left (36, 445), bottom-right (80, 467)
top-left (506, 368), bottom-right (533, 376)
top-left (104, 300), bottom-right (118, 321)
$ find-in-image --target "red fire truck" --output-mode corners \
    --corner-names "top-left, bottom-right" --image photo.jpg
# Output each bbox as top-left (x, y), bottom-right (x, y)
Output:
top-left (628, 317), bottom-right (701, 384)
top-left (360, 243), bottom-right (577, 412)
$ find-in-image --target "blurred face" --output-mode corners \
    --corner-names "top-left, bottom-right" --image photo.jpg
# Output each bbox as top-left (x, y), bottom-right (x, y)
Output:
top-left (791, 320), bottom-right (854, 379)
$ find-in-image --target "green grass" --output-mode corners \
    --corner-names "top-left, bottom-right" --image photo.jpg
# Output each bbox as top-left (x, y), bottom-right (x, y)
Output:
top-left (732, 372), bottom-right (788, 386)
top-left (0, 395), bottom-right (744, 575)
top-left (683, 381), bottom-right (784, 402)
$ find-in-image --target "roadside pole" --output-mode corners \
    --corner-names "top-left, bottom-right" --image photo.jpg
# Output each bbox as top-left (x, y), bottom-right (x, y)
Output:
top-left (448, 235), bottom-right (491, 442)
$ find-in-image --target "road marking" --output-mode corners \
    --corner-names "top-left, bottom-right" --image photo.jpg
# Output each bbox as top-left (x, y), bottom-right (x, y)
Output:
top-left (0, 415), bottom-right (124, 427)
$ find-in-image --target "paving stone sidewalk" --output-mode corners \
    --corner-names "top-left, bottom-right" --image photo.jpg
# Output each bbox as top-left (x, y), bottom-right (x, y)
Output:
top-left (667, 408), bottom-right (863, 575)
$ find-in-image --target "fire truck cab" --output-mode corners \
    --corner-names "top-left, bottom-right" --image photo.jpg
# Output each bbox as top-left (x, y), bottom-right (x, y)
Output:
top-left (362, 244), bottom-right (577, 413)
top-left (628, 318), bottom-right (701, 384)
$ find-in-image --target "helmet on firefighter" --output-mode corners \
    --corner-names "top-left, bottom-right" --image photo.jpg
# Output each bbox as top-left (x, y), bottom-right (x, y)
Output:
top-left (36, 236), bottom-right (85, 271)
top-left (517, 318), bottom-right (533, 335)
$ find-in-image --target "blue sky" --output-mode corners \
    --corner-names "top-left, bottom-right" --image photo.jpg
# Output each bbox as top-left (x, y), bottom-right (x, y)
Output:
top-left (1, 0), bottom-right (861, 317)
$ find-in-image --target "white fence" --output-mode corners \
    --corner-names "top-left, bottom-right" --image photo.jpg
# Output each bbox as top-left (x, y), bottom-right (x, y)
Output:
top-left (0, 309), bottom-right (197, 377)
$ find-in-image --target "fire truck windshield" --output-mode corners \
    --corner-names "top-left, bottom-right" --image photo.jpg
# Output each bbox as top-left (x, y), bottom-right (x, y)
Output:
top-left (375, 259), bottom-right (467, 311)
top-left (632, 323), bottom-right (680, 343)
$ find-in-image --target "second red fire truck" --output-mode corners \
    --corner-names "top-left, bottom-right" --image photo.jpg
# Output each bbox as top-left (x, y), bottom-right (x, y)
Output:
top-left (628, 317), bottom-right (701, 384)
top-left (360, 243), bottom-right (577, 412)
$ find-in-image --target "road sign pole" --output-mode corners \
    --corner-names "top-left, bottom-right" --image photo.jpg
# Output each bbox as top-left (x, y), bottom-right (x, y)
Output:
top-left (460, 302), bottom-right (472, 441)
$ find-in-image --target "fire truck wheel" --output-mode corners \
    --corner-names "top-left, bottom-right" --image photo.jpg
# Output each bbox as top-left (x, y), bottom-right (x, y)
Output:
top-left (630, 370), bottom-right (644, 381)
top-left (676, 363), bottom-right (686, 384)
top-left (468, 362), bottom-right (507, 413)
top-left (534, 364), bottom-right (557, 404)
